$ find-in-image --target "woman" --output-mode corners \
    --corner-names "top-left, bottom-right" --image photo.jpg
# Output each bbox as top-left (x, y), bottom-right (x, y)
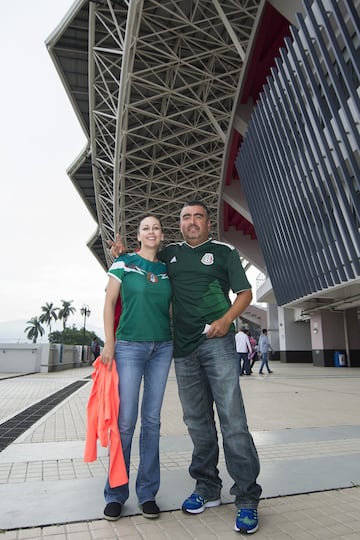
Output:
top-left (101, 214), bottom-right (173, 521)
top-left (248, 331), bottom-right (258, 372)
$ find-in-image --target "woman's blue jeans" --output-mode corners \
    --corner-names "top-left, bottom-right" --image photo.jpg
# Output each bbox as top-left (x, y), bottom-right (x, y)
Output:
top-left (174, 333), bottom-right (262, 508)
top-left (104, 340), bottom-right (173, 505)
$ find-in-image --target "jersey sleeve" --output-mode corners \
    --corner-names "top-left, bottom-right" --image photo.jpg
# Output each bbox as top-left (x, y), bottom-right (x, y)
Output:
top-left (158, 248), bottom-right (166, 263)
top-left (107, 257), bottom-right (126, 282)
top-left (227, 248), bottom-right (251, 293)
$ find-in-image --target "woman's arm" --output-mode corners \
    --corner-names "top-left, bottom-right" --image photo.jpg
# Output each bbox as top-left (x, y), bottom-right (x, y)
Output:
top-left (101, 276), bottom-right (121, 367)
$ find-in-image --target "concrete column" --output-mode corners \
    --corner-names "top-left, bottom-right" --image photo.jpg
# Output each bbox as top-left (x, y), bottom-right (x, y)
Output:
top-left (278, 306), bottom-right (312, 363)
top-left (346, 308), bottom-right (360, 367)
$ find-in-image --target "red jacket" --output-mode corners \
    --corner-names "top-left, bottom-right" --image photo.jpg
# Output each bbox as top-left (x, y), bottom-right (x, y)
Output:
top-left (84, 357), bottom-right (127, 487)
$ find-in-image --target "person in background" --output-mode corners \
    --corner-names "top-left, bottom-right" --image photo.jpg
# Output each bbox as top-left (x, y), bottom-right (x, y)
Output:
top-left (258, 329), bottom-right (273, 374)
top-left (101, 214), bottom-right (173, 521)
top-left (235, 326), bottom-right (252, 375)
top-left (110, 200), bottom-right (262, 534)
top-left (248, 331), bottom-right (258, 372)
top-left (90, 337), bottom-right (100, 361)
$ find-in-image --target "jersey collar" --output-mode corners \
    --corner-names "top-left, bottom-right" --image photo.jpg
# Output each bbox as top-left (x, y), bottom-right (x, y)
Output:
top-left (184, 237), bottom-right (212, 249)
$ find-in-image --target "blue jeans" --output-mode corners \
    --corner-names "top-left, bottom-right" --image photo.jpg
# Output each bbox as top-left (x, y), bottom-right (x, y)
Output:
top-left (174, 333), bottom-right (262, 508)
top-left (237, 352), bottom-right (250, 375)
top-left (104, 340), bottom-right (173, 505)
top-left (259, 352), bottom-right (271, 373)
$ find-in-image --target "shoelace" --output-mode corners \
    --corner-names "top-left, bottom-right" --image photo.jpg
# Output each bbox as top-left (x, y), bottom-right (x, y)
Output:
top-left (237, 508), bottom-right (258, 520)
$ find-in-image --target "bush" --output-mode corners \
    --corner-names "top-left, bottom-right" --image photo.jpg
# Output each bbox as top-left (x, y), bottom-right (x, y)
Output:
top-left (49, 325), bottom-right (103, 346)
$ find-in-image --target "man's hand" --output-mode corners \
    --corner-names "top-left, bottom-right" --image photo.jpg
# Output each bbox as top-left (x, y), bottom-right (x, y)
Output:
top-left (205, 316), bottom-right (231, 338)
top-left (205, 289), bottom-right (252, 339)
top-left (107, 233), bottom-right (124, 259)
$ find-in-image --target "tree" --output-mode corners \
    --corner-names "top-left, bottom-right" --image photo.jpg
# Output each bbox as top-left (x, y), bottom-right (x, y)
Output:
top-left (25, 317), bottom-right (45, 344)
top-left (49, 326), bottom-right (103, 346)
top-left (39, 302), bottom-right (58, 334)
top-left (58, 300), bottom-right (76, 330)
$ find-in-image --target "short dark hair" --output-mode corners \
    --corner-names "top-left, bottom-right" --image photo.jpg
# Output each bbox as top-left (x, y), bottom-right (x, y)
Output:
top-left (262, 328), bottom-right (267, 333)
top-left (181, 200), bottom-right (210, 218)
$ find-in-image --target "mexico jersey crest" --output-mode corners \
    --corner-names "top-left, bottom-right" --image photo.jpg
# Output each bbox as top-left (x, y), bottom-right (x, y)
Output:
top-left (201, 253), bottom-right (214, 265)
top-left (147, 272), bottom-right (159, 283)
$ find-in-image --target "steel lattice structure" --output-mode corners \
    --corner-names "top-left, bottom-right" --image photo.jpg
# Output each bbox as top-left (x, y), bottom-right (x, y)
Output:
top-left (47, 0), bottom-right (260, 268)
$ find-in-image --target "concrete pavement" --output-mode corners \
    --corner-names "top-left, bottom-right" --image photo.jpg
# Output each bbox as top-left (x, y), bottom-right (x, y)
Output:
top-left (0, 362), bottom-right (359, 538)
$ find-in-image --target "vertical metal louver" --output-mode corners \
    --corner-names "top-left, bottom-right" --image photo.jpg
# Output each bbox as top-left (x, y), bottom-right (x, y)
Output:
top-left (236, 0), bottom-right (360, 305)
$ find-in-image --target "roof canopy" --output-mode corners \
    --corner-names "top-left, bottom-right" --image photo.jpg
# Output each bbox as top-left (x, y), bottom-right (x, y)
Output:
top-left (46, 0), bottom-right (260, 269)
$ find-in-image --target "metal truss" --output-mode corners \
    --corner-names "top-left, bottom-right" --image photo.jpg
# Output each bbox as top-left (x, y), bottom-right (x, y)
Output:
top-left (87, 0), bottom-right (259, 265)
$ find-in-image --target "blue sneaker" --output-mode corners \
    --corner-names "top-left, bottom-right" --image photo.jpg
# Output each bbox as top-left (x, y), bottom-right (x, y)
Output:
top-left (234, 508), bottom-right (258, 534)
top-left (182, 493), bottom-right (221, 514)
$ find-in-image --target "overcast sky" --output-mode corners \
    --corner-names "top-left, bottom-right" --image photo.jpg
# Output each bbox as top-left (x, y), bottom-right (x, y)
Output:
top-left (0, 1), bottom-right (260, 342)
top-left (0, 0), bottom-right (108, 337)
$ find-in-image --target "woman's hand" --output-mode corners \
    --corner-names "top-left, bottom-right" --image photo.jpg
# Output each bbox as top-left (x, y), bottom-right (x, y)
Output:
top-left (100, 342), bottom-right (115, 370)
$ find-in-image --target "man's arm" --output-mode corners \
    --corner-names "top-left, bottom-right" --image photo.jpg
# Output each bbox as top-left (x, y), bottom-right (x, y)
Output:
top-left (206, 289), bottom-right (252, 339)
top-left (107, 233), bottom-right (124, 259)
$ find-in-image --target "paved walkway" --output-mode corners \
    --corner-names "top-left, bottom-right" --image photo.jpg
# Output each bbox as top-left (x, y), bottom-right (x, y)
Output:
top-left (0, 362), bottom-right (359, 539)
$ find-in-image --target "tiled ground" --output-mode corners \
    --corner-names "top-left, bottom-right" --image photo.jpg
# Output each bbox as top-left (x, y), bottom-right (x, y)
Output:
top-left (1, 488), bottom-right (360, 539)
top-left (0, 363), bottom-right (360, 538)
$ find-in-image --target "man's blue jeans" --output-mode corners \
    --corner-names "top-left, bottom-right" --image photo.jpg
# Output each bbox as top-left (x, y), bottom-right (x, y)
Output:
top-left (238, 352), bottom-right (250, 375)
top-left (174, 333), bottom-right (262, 508)
top-left (104, 340), bottom-right (173, 505)
top-left (259, 352), bottom-right (270, 373)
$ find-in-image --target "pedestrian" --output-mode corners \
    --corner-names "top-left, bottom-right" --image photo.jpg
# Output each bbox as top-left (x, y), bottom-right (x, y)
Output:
top-left (258, 329), bottom-right (273, 374)
top-left (90, 337), bottom-right (100, 361)
top-left (235, 326), bottom-right (252, 375)
top-left (110, 200), bottom-right (262, 534)
top-left (101, 214), bottom-right (173, 521)
top-left (248, 332), bottom-right (258, 372)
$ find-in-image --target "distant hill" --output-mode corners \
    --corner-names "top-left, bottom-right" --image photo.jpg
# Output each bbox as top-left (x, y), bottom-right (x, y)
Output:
top-left (0, 319), bottom-right (104, 343)
top-left (0, 320), bottom-right (32, 343)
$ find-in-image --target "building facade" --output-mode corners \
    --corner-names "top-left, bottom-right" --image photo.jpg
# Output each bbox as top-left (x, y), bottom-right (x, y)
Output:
top-left (222, 0), bottom-right (360, 366)
top-left (47, 0), bottom-right (360, 366)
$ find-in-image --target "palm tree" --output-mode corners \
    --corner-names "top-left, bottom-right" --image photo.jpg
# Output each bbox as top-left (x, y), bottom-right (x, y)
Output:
top-left (58, 300), bottom-right (76, 330)
top-left (39, 302), bottom-right (58, 334)
top-left (25, 317), bottom-right (45, 344)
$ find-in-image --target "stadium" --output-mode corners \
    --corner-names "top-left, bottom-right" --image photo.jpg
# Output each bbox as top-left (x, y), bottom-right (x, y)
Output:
top-left (46, 0), bottom-right (360, 367)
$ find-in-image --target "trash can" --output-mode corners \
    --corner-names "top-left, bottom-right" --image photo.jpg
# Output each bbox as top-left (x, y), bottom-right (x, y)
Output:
top-left (334, 351), bottom-right (346, 367)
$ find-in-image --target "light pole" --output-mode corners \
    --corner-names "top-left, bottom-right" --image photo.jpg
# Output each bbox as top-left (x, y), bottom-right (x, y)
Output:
top-left (80, 304), bottom-right (91, 362)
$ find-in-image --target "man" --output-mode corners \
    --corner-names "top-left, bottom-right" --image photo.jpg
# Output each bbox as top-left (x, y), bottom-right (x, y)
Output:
top-left (111, 200), bottom-right (262, 534)
top-left (235, 327), bottom-right (252, 376)
top-left (258, 329), bottom-right (273, 374)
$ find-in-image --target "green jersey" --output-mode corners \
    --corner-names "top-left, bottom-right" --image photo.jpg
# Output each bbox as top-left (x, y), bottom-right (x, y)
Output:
top-left (108, 253), bottom-right (172, 342)
top-left (159, 239), bottom-right (251, 357)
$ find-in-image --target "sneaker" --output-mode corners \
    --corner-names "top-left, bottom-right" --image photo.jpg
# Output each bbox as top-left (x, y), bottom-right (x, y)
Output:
top-left (104, 502), bottom-right (122, 521)
top-left (141, 500), bottom-right (160, 519)
top-left (182, 493), bottom-right (221, 514)
top-left (234, 508), bottom-right (258, 534)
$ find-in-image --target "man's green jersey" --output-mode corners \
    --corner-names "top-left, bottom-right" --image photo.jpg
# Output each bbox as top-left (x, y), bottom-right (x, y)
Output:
top-left (159, 239), bottom-right (251, 357)
top-left (108, 253), bottom-right (172, 341)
